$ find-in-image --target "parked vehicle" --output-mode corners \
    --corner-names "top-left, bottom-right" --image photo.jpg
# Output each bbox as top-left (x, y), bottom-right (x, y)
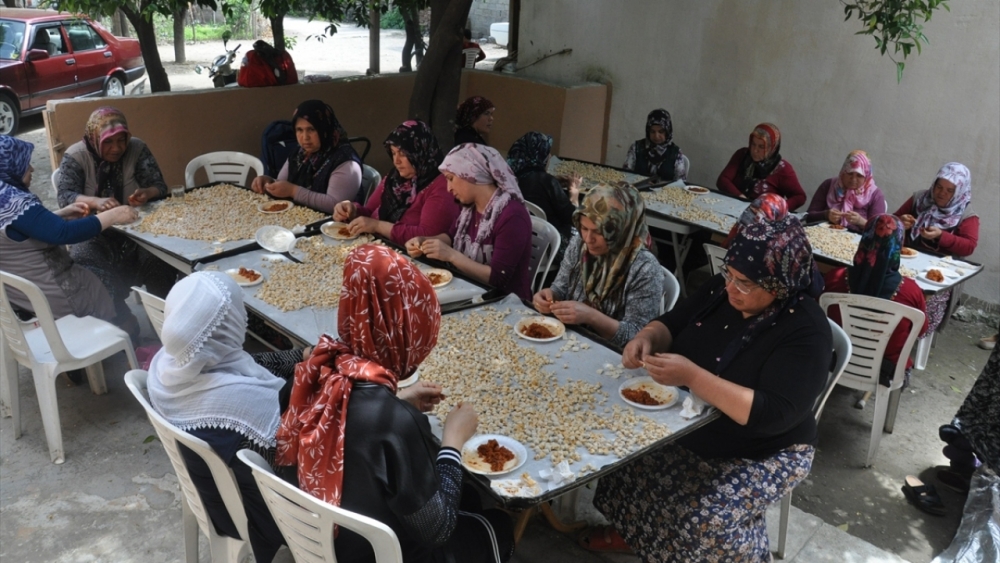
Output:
top-left (0, 9), bottom-right (145, 135)
top-left (194, 36), bottom-right (240, 88)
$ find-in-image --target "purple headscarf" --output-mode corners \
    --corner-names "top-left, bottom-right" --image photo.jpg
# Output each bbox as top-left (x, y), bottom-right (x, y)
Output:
top-left (911, 162), bottom-right (972, 239)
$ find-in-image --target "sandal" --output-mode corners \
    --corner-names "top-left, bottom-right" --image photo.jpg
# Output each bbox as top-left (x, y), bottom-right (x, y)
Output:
top-left (578, 526), bottom-right (632, 553)
top-left (902, 475), bottom-right (946, 516)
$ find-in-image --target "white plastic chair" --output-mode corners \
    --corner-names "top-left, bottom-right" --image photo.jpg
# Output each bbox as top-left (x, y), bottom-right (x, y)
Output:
top-left (462, 48), bottom-right (479, 69)
top-left (703, 242), bottom-right (727, 276)
top-left (818, 293), bottom-right (925, 467)
top-left (775, 319), bottom-right (851, 559)
top-left (51, 167), bottom-right (61, 191)
top-left (0, 270), bottom-right (137, 463)
top-left (660, 266), bottom-right (680, 314)
top-left (680, 154), bottom-right (690, 179)
top-left (524, 200), bottom-right (547, 221)
top-left (529, 216), bottom-right (561, 293)
top-left (185, 151), bottom-right (264, 188)
top-left (238, 448), bottom-right (404, 563)
top-left (131, 286), bottom-right (166, 339)
top-left (361, 164), bottom-right (382, 205)
top-left (124, 370), bottom-right (252, 563)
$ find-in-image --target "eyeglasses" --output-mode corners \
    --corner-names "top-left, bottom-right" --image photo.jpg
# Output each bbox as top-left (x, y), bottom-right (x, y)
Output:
top-left (721, 267), bottom-right (758, 295)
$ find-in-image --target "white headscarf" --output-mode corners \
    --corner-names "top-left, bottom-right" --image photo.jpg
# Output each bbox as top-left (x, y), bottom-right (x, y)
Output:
top-left (148, 272), bottom-right (284, 448)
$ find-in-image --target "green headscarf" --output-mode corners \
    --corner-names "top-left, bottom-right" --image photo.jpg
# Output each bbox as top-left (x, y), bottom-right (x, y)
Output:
top-left (572, 183), bottom-right (649, 311)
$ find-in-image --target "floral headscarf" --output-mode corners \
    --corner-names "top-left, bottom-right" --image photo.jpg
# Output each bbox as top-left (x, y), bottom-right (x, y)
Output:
top-left (287, 100), bottom-right (360, 194)
top-left (571, 183), bottom-right (649, 311)
top-left (723, 193), bottom-right (787, 247)
top-left (911, 162), bottom-right (972, 239)
top-left (455, 96), bottom-right (495, 129)
top-left (276, 245), bottom-right (440, 504)
top-left (440, 143), bottom-right (523, 264)
top-left (643, 109), bottom-right (675, 168)
top-left (506, 131), bottom-right (552, 177)
top-left (380, 120), bottom-right (444, 223)
top-left (83, 107), bottom-right (132, 202)
top-left (826, 150), bottom-right (878, 226)
top-left (736, 123), bottom-right (783, 197)
top-left (0, 135), bottom-right (41, 231)
top-left (849, 214), bottom-right (904, 301)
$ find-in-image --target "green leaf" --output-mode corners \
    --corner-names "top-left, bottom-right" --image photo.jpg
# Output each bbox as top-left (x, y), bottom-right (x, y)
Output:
top-left (143, 435), bottom-right (158, 444)
top-left (837, 523), bottom-right (850, 532)
top-left (896, 61), bottom-right (905, 82)
top-left (951, 385), bottom-right (963, 393)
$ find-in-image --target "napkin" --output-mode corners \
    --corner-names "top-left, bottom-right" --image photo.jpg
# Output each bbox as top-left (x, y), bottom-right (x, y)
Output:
top-left (680, 393), bottom-right (707, 419)
top-left (538, 460), bottom-right (576, 491)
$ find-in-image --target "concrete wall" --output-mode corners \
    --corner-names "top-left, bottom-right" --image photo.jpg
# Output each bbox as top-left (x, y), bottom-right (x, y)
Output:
top-left (43, 69), bottom-right (607, 188)
top-left (469, 0), bottom-right (509, 41)
top-left (517, 0), bottom-right (1000, 304)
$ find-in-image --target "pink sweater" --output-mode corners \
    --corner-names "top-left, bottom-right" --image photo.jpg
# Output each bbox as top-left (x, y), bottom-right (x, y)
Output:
top-left (357, 175), bottom-right (461, 246)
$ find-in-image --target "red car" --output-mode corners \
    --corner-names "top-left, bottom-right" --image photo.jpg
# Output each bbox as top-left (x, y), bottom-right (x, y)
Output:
top-left (0, 9), bottom-right (145, 135)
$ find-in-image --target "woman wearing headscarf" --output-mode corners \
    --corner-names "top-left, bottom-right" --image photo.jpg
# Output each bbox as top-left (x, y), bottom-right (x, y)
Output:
top-left (895, 162), bottom-right (978, 337)
top-left (823, 215), bottom-right (928, 399)
top-left (251, 100), bottom-right (362, 212)
top-left (807, 150), bottom-right (887, 231)
top-left (532, 183), bottom-right (663, 348)
top-left (453, 96), bottom-right (495, 145)
top-left (584, 211), bottom-right (832, 559)
top-left (56, 107), bottom-right (177, 333)
top-left (147, 271), bottom-right (307, 562)
top-left (0, 135), bottom-right (137, 329)
top-left (507, 131), bottom-right (580, 264)
top-left (717, 122), bottom-right (806, 210)
top-left (406, 143), bottom-right (533, 300)
top-left (333, 120), bottom-right (460, 246)
top-left (275, 244), bottom-right (514, 563)
top-left (623, 109), bottom-right (687, 182)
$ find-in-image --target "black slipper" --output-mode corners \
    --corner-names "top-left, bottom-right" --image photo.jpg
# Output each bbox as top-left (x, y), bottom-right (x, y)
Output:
top-left (902, 475), bottom-right (946, 516)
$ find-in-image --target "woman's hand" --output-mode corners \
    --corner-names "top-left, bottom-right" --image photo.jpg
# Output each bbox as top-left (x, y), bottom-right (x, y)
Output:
top-left (920, 226), bottom-right (943, 240)
top-left (844, 211), bottom-right (865, 228)
top-left (419, 238), bottom-right (458, 263)
top-left (56, 202), bottom-right (90, 220)
top-left (127, 187), bottom-right (158, 207)
top-left (643, 353), bottom-right (701, 388)
top-left (549, 300), bottom-right (596, 326)
top-left (622, 329), bottom-right (656, 369)
top-left (250, 175), bottom-right (274, 194)
top-left (98, 205), bottom-right (139, 228)
top-left (405, 237), bottom-right (425, 258)
top-left (348, 216), bottom-right (379, 236)
top-left (93, 197), bottom-right (121, 211)
top-left (264, 180), bottom-right (298, 199)
top-left (568, 173), bottom-right (582, 206)
top-left (827, 208), bottom-right (844, 224)
top-left (442, 402), bottom-right (478, 450)
top-left (899, 214), bottom-right (917, 230)
top-left (398, 381), bottom-right (446, 413)
top-left (333, 201), bottom-right (357, 222)
top-left (532, 288), bottom-right (556, 314)
top-left (301, 346), bottom-right (314, 361)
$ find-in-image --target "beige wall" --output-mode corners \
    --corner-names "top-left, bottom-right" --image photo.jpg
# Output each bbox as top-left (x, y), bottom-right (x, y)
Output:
top-left (44, 71), bottom-right (608, 187)
top-left (518, 0), bottom-right (1000, 304)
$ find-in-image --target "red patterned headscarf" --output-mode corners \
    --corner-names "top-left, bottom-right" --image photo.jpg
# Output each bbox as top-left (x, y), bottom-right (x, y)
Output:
top-left (275, 244), bottom-right (440, 504)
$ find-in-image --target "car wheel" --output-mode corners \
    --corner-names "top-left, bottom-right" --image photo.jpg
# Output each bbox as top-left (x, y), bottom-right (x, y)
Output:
top-left (0, 95), bottom-right (18, 136)
top-left (104, 75), bottom-right (125, 97)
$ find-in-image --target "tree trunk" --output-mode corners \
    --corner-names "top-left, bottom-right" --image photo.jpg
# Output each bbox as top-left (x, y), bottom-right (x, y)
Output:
top-left (509, 0), bottom-right (520, 53)
top-left (2, 0), bottom-right (16, 8)
top-left (400, 5), bottom-right (419, 72)
top-left (112, 9), bottom-right (130, 37)
top-left (270, 16), bottom-right (285, 52)
top-left (368, 2), bottom-right (380, 74)
top-left (409, 0), bottom-right (473, 148)
top-left (172, 7), bottom-right (187, 63)
top-left (122, 6), bottom-right (170, 92)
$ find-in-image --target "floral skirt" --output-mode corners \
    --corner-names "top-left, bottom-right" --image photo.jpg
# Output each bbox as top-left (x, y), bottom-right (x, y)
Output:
top-left (594, 443), bottom-right (814, 563)
top-left (924, 289), bottom-right (951, 336)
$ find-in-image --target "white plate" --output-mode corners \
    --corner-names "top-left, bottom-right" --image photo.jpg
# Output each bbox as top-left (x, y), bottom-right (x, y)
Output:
top-left (257, 200), bottom-right (294, 214)
top-left (320, 221), bottom-right (358, 240)
top-left (255, 225), bottom-right (297, 253)
top-left (461, 434), bottom-right (528, 476)
top-left (423, 268), bottom-right (453, 289)
top-left (399, 368), bottom-right (420, 388)
top-left (225, 267), bottom-right (264, 287)
top-left (684, 185), bottom-right (710, 195)
top-left (618, 376), bottom-right (679, 410)
top-left (514, 316), bottom-right (566, 342)
top-left (900, 248), bottom-right (918, 259)
top-left (918, 268), bottom-right (957, 286)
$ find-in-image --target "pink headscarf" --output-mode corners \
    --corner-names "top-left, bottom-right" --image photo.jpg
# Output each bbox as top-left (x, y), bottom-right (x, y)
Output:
top-left (825, 150), bottom-right (877, 226)
top-left (439, 143), bottom-right (522, 263)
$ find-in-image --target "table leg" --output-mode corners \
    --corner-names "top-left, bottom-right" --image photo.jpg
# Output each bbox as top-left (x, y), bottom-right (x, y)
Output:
top-left (512, 507), bottom-right (537, 544)
top-left (670, 232), bottom-right (692, 298)
top-left (539, 501), bottom-right (587, 533)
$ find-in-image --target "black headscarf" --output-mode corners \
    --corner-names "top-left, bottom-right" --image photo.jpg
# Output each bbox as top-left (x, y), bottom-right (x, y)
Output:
top-left (379, 120), bottom-right (443, 223)
top-left (642, 109), bottom-right (676, 170)
top-left (848, 214), bottom-right (904, 300)
top-left (286, 100), bottom-right (360, 194)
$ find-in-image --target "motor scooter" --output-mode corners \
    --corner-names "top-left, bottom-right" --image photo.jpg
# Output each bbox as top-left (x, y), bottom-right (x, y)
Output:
top-left (194, 36), bottom-right (241, 88)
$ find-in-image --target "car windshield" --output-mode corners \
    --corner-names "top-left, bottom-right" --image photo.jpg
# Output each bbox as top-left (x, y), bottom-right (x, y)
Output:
top-left (0, 20), bottom-right (27, 61)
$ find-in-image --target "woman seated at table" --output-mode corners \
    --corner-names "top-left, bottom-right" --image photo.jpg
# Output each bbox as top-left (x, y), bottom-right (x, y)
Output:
top-left (806, 150), bottom-right (887, 231)
top-left (332, 120), bottom-right (460, 245)
top-left (453, 96), bottom-right (495, 145)
top-left (507, 131), bottom-right (580, 264)
top-left (55, 107), bottom-right (176, 332)
top-left (895, 162), bottom-right (978, 337)
top-left (1, 135), bottom-right (138, 331)
top-left (716, 122), bottom-right (806, 210)
top-left (276, 244), bottom-right (515, 563)
top-left (622, 109), bottom-right (687, 182)
top-left (251, 100), bottom-right (362, 212)
top-left (823, 214), bottom-right (928, 399)
top-left (532, 183), bottom-right (663, 348)
top-left (586, 210), bottom-right (831, 559)
top-left (406, 143), bottom-right (533, 300)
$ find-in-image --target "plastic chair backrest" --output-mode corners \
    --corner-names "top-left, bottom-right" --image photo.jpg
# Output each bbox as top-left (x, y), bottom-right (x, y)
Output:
top-left (131, 286), bottom-right (166, 339)
top-left (529, 216), bottom-right (561, 293)
top-left (703, 243), bottom-right (727, 276)
top-left (361, 164), bottom-right (382, 205)
top-left (51, 167), bottom-right (61, 191)
top-left (818, 293), bottom-right (925, 392)
top-left (681, 154), bottom-right (690, 178)
top-left (524, 200), bottom-right (547, 221)
top-left (185, 151), bottom-right (264, 188)
top-left (0, 271), bottom-right (73, 363)
top-left (814, 319), bottom-right (852, 421)
top-left (123, 370), bottom-right (251, 545)
top-left (462, 48), bottom-right (479, 68)
top-left (660, 266), bottom-right (680, 314)
top-left (237, 449), bottom-right (404, 563)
